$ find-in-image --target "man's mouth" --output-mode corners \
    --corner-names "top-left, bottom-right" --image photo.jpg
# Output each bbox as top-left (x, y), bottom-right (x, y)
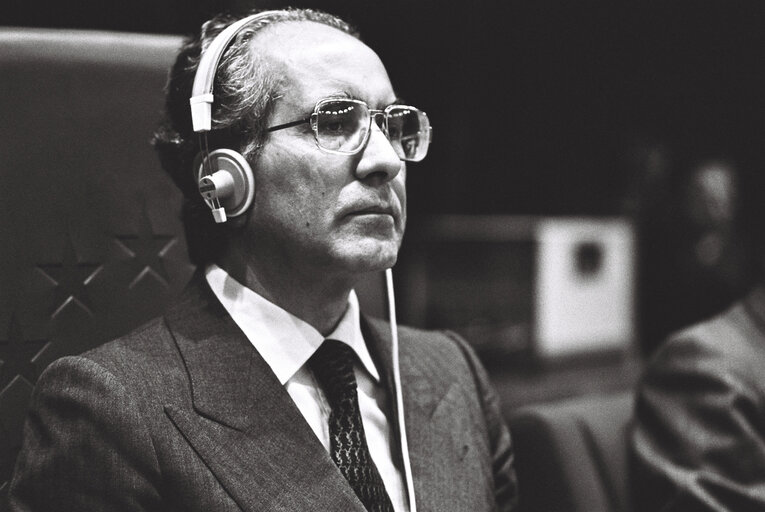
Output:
top-left (345, 202), bottom-right (396, 218)
top-left (352, 206), bottom-right (393, 216)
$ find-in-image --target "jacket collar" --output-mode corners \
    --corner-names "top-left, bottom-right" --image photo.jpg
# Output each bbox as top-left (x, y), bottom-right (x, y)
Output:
top-left (165, 274), bottom-right (409, 431)
top-left (165, 272), bottom-right (281, 432)
top-left (163, 273), bottom-right (364, 510)
top-left (204, 264), bottom-right (380, 386)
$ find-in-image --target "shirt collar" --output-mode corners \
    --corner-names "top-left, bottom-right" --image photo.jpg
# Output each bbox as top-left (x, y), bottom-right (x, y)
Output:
top-left (204, 264), bottom-right (380, 385)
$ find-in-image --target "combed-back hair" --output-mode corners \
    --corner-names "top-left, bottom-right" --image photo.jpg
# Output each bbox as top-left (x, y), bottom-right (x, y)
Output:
top-left (152, 8), bottom-right (359, 266)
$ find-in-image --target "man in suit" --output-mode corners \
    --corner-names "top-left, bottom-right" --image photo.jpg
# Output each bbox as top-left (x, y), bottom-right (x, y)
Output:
top-left (8, 8), bottom-right (517, 511)
top-left (631, 158), bottom-right (765, 510)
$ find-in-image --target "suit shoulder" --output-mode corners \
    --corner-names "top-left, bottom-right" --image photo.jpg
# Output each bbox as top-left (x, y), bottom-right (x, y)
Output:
top-left (84, 315), bottom-right (170, 356)
top-left (660, 300), bottom-right (763, 361)
top-left (648, 300), bottom-right (765, 392)
top-left (76, 315), bottom-right (181, 386)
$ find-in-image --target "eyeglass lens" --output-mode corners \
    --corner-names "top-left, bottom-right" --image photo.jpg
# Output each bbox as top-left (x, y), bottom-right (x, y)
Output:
top-left (385, 106), bottom-right (429, 162)
top-left (315, 101), bottom-right (368, 153)
top-left (314, 100), bottom-right (430, 162)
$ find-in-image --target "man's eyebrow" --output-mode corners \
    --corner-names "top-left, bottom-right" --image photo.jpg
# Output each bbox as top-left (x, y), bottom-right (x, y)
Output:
top-left (322, 90), bottom-right (355, 100)
top-left (313, 91), bottom-right (407, 107)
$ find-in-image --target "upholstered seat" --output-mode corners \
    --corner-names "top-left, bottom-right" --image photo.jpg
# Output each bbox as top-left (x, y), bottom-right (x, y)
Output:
top-left (508, 391), bottom-right (634, 512)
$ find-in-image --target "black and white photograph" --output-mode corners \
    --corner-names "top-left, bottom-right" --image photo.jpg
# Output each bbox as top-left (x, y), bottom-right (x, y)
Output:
top-left (2, 1), bottom-right (765, 510)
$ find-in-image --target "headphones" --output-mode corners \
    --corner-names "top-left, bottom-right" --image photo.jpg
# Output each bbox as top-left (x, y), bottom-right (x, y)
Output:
top-left (189, 11), bottom-right (279, 223)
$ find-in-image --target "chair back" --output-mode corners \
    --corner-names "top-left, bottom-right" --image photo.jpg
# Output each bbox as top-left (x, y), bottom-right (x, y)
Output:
top-left (508, 391), bottom-right (634, 512)
top-left (0, 27), bottom-right (191, 494)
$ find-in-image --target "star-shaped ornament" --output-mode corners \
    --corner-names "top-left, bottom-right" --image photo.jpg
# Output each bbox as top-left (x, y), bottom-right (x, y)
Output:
top-left (36, 235), bottom-right (102, 319)
top-left (115, 206), bottom-right (175, 289)
top-left (0, 314), bottom-right (47, 389)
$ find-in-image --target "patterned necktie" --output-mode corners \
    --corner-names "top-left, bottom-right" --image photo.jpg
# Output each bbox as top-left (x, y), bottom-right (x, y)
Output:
top-left (308, 339), bottom-right (395, 512)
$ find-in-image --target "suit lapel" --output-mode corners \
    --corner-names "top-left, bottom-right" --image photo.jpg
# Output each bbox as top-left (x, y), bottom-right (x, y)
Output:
top-left (362, 316), bottom-right (471, 511)
top-left (362, 315), bottom-right (445, 422)
top-left (164, 276), bottom-right (363, 511)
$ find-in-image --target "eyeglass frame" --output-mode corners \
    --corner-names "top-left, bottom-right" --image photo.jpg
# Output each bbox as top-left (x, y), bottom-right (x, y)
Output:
top-left (265, 97), bottom-right (432, 161)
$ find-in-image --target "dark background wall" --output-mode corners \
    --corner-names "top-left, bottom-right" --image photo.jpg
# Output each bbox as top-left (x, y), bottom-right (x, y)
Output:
top-left (6, 0), bottom-right (765, 217)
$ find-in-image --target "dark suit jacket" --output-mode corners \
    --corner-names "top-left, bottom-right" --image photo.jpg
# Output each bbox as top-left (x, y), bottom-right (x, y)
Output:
top-left (8, 276), bottom-right (518, 511)
top-left (631, 287), bottom-right (765, 512)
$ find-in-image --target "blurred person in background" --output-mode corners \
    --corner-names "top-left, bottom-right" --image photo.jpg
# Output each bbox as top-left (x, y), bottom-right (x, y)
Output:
top-left (629, 148), bottom-right (754, 355)
top-left (631, 150), bottom-right (765, 511)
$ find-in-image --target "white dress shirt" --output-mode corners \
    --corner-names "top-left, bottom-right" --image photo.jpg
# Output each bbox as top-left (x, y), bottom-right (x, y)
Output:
top-left (205, 265), bottom-right (408, 511)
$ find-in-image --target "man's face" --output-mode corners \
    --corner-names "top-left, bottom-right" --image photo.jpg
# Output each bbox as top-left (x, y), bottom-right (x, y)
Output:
top-left (246, 22), bottom-right (406, 282)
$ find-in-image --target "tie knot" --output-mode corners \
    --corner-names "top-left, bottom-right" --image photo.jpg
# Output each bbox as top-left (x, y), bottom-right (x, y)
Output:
top-left (308, 339), bottom-right (358, 407)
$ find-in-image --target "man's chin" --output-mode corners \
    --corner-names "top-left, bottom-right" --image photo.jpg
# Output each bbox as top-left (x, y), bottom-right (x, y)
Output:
top-left (333, 240), bottom-right (400, 274)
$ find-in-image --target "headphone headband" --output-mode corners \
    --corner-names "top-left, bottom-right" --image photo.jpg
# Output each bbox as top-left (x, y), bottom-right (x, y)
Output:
top-left (189, 10), bottom-right (281, 133)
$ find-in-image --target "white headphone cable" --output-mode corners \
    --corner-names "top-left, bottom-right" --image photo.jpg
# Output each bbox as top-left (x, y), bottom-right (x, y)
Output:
top-left (385, 268), bottom-right (417, 512)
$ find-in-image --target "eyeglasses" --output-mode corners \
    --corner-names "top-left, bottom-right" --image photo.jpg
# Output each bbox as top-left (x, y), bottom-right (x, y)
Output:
top-left (267, 97), bottom-right (432, 162)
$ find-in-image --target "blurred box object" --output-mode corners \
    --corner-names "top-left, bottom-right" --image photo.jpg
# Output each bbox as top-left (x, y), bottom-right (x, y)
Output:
top-left (400, 215), bottom-right (635, 361)
top-left (534, 218), bottom-right (635, 358)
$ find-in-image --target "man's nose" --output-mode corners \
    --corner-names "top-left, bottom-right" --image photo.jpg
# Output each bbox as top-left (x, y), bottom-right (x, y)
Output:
top-left (354, 122), bottom-right (402, 184)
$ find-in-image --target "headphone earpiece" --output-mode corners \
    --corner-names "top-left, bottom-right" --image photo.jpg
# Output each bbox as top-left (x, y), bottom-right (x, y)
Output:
top-left (189, 11), bottom-right (276, 223)
top-left (195, 148), bottom-right (255, 224)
